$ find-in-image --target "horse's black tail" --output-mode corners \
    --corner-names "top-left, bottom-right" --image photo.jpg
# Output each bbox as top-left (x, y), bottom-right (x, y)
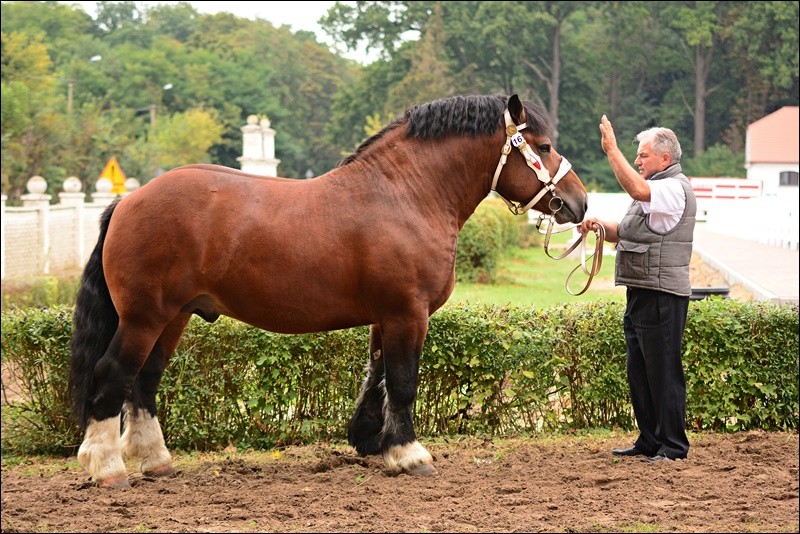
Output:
top-left (69, 200), bottom-right (120, 430)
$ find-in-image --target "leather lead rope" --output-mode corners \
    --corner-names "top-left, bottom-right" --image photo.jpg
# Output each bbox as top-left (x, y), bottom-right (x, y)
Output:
top-left (536, 216), bottom-right (606, 296)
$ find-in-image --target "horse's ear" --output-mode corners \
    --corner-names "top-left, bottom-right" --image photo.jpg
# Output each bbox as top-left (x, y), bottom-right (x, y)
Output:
top-left (508, 94), bottom-right (526, 124)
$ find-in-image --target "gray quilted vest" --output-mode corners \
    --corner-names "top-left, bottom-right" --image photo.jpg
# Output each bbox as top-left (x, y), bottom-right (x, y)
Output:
top-left (615, 164), bottom-right (696, 297)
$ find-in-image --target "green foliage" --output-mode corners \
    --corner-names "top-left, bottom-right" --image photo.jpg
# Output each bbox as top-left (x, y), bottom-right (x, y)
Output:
top-left (683, 299), bottom-right (800, 431)
top-left (1, 275), bottom-right (82, 311)
top-left (456, 198), bottom-right (521, 283)
top-left (2, 300), bottom-right (796, 456)
top-left (152, 108), bottom-right (225, 170)
top-left (682, 143), bottom-right (745, 178)
top-left (2, 1), bottom-right (798, 196)
top-left (158, 319), bottom-right (368, 450)
top-left (528, 301), bottom-right (631, 430)
top-left (0, 306), bottom-right (77, 455)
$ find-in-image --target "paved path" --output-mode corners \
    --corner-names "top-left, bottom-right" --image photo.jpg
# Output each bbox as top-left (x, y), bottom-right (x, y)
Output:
top-left (693, 222), bottom-right (799, 305)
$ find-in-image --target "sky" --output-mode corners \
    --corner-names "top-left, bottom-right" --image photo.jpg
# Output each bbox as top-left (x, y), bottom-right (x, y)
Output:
top-left (67, 1), bottom-right (377, 64)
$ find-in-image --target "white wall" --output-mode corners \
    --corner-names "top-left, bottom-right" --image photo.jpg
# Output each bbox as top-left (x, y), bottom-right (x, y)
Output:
top-left (747, 162), bottom-right (800, 197)
top-left (1, 177), bottom-right (125, 279)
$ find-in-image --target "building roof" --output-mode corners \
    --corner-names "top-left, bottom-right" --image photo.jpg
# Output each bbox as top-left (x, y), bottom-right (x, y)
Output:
top-left (746, 106), bottom-right (799, 164)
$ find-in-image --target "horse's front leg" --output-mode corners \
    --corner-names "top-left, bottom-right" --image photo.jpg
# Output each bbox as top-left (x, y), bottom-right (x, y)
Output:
top-left (348, 324), bottom-right (386, 455)
top-left (379, 315), bottom-right (436, 476)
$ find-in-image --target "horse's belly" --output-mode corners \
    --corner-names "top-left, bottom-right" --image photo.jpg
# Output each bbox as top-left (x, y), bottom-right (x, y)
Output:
top-left (211, 290), bottom-right (369, 335)
top-left (241, 309), bottom-right (366, 335)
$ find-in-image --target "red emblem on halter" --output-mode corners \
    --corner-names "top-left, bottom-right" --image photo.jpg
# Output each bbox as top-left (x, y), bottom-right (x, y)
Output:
top-left (530, 151), bottom-right (542, 170)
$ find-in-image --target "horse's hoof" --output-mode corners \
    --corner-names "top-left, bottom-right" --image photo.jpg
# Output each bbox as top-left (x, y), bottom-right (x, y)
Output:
top-left (407, 462), bottom-right (437, 477)
top-left (144, 464), bottom-right (175, 478)
top-left (96, 475), bottom-right (131, 489)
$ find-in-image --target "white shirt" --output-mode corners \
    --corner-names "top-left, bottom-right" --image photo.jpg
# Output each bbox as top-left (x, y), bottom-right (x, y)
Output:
top-left (640, 178), bottom-right (687, 233)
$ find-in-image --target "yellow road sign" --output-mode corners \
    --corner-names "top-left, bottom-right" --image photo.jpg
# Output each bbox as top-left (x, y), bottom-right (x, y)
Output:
top-left (99, 157), bottom-right (128, 195)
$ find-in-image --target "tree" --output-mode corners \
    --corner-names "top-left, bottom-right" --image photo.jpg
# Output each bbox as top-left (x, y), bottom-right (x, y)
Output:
top-left (0, 30), bottom-right (66, 198)
top-left (384, 3), bottom-right (455, 113)
top-left (723, 1), bottom-right (800, 150)
top-left (660, 1), bottom-right (737, 156)
top-left (151, 108), bottom-right (224, 173)
top-left (2, 1), bottom-right (797, 200)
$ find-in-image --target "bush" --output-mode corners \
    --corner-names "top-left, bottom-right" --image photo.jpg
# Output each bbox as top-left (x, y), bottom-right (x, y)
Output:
top-left (683, 299), bottom-right (799, 431)
top-left (1, 275), bottom-right (81, 311)
top-left (0, 306), bottom-right (77, 454)
top-left (1, 299), bottom-right (797, 456)
top-left (456, 198), bottom-right (525, 283)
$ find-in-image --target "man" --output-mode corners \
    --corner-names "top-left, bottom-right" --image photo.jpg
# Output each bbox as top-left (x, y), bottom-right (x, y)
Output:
top-left (579, 115), bottom-right (696, 462)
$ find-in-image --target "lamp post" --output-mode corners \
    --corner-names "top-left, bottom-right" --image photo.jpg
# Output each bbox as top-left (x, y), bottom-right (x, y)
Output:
top-left (67, 55), bottom-right (102, 115)
top-left (150, 83), bottom-right (174, 178)
top-left (149, 83), bottom-right (173, 131)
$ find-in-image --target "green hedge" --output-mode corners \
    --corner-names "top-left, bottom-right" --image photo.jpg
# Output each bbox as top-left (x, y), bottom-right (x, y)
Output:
top-left (455, 198), bottom-right (524, 283)
top-left (1, 299), bottom-right (797, 456)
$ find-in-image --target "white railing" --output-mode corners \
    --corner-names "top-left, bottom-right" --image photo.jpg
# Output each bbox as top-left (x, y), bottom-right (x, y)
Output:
top-left (705, 193), bottom-right (799, 250)
top-left (1, 176), bottom-right (139, 279)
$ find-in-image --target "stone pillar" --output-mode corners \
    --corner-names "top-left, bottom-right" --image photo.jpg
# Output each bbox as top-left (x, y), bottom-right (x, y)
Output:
top-left (58, 176), bottom-right (86, 205)
top-left (237, 115), bottom-right (281, 176)
top-left (59, 177), bottom-right (86, 268)
top-left (20, 175), bottom-right (51, 208)
top-left (20, 176), bottom-right (52, 274)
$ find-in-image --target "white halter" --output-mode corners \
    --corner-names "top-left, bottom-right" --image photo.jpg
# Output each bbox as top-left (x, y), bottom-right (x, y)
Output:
top-left (490, 109), bottom-right (572, 215)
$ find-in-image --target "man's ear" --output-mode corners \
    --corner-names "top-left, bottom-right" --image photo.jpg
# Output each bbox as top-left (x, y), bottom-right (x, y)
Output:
top-left (508, 94), bottom-right (527, 124)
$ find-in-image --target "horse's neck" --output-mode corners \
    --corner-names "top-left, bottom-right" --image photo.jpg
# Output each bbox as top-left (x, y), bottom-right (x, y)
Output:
top-left (363, 131), bottom-right (499, 228)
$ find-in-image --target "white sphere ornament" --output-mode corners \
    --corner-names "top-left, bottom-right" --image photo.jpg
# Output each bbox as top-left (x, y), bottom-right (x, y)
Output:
top-left (95, 177), bottom-right (113, 193)
top-left (125, 178), bottom-right (141, 191)
top-left (26, 175), bottom-right (48, 194)
top-left (63, 176), bottom-right (83, 193)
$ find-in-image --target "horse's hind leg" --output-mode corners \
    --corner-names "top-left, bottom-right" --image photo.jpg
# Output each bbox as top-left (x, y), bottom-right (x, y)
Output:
top-left (379, 315), bottom-right (436, 476)
top-left (348, 324), bottom-right (386, 455)
top-left (77, 322), bottom-right (162, 488)
top-left (121, 313), bottom-right (190, 477)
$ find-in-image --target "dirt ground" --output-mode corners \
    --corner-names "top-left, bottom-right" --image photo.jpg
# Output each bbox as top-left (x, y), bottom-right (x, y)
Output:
top-left (1, 431), bottom-right (798, 533)
top-left (3, 255), bottom-right (787, 533)
top-left (688, 252), bottom-right (753, 301)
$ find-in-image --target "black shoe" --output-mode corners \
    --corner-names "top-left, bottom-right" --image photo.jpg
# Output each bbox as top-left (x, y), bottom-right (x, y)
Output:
top-left (611, 446), bottom-right (647, 457)
top-left (641, 454), bottom-right (674, 463)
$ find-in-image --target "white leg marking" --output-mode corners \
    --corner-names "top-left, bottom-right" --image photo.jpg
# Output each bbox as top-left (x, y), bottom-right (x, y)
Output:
top-left (121, 402), bottom-right (172, 474)
top-left (383, 440), bottom-right (433, 473)
top-left (77, 416), bottom-right (127, 482)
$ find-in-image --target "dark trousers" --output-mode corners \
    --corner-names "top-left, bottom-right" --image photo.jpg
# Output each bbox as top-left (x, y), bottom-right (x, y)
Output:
top-left (624, 287), bottom-right (690, 459)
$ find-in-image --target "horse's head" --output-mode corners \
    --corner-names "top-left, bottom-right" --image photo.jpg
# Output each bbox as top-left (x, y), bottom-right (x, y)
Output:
top-left (491, 94), bottom-right (588, 224)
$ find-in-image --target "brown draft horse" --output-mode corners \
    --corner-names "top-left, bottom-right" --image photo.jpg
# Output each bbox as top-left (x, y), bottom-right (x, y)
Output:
top-left (69, 93), bottom-right (588, 488)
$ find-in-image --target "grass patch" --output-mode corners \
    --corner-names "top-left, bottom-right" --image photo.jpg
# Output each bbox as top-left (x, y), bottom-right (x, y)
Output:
top-left (450, 240), bottom-right (623, 308)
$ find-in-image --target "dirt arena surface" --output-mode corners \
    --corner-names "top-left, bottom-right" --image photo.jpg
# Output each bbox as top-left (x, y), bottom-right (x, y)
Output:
top-left (1, 431), bottom-right (797, 533)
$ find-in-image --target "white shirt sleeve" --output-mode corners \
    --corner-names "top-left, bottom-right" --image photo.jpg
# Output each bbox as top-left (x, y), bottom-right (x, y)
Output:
top-left (640, 178), bottom-right (686, 233)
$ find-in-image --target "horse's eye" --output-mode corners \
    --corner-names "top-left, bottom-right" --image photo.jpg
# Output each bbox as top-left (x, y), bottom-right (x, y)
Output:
top-left (538, 144), bottom-right (551, 153)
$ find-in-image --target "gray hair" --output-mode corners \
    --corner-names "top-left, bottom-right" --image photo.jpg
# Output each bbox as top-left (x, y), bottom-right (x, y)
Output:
top-left (635, 127), bottom-right (682, 163)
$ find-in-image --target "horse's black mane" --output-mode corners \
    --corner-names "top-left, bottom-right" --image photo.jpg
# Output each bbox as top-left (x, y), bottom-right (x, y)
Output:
top-left (338, 94), bottom-right (550, 167)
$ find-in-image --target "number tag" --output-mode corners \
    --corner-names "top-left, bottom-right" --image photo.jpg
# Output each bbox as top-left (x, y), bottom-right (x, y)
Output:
top-left (511, 132), bottom-right (524, 147)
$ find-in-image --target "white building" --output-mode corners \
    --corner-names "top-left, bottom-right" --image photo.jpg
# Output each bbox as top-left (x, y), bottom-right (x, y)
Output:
top-left (745, 106), bottom-right (799, 197)
top-left (704, 106), bottom-right (799, 248)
